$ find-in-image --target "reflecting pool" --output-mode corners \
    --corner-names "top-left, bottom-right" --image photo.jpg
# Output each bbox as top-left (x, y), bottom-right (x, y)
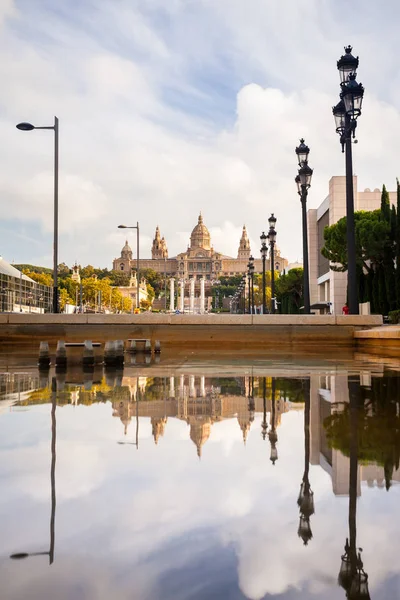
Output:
top-left (1, 351), bottom-right (400, 599)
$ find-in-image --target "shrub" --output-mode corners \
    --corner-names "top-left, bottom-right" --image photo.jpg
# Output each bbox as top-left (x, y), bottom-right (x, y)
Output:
top-left (388, 309), bottom-right (400, 324)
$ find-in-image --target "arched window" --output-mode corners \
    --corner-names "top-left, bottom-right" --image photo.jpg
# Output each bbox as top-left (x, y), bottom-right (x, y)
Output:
top-left (120, 264), bottom-right (124, 271)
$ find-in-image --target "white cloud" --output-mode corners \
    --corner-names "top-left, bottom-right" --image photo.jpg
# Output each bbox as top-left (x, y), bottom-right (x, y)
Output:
top-left (0, 0), bottom-right (400, 271)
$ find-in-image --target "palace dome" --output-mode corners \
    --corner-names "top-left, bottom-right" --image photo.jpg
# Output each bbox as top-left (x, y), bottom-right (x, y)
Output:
top-left (190, 213), bottom-right (211, 250)
top-left (121, 240), bottom-right (132, 259)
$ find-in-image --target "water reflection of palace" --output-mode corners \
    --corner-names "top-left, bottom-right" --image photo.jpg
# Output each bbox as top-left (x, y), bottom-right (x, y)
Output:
top-left (113, 375), bottom-right (290, 457)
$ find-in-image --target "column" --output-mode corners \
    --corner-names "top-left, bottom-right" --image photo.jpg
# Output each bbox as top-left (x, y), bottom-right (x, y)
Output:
top-left (200, 375), bottom-right (206, 397)
top-left (169, 376), bottom-right (175, 398)
top-left (180, 374), bottom-right (185, 398)
top-left (189, 375), bottom-right (196, 398)
top-left (179, 279), bottom-right (185, 312)
top-left (189, 279), bottom-right (195, 314)
top-left (200, 278), bottom-right (205, 314)
top-left (170, 278), bottom-right (175, 312)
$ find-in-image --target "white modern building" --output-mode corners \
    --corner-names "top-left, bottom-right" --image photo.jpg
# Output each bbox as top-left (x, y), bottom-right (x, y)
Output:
top-left (307, 176), bottom-right (396, 315)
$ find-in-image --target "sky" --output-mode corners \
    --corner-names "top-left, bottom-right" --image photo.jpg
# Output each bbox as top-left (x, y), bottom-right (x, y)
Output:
top-left (1, 0), bottom-right (400, 268)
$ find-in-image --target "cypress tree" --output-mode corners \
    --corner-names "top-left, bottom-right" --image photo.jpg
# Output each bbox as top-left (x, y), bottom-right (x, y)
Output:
top-left (396, 179), bottom-right (400, 308)
top-left (381, 185), bottom-right (396, 312)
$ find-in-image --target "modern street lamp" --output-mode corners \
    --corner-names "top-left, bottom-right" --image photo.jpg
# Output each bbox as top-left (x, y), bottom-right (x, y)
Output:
top-left (260, 231), bottom-right (268, 314)
top-left (267, 214), bottom-right (277, 314)
top-left (295, 139), bottom-right (313, 314)
top-left (16, 117), bottom-right (59, 313)
top-left (118, 223), bottom-right (140, 310)
top-left (333, 46), bottom-right (365, 314)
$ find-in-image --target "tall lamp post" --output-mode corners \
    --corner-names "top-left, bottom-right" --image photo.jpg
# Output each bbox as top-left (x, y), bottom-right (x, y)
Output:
top-left (267, 214), bottom-right (277, 314)
top-left (295, 139), bottom-right (313, 314)
top-left (247, 256), bottom-right (255, 314)
top-left (16, 117), bottom-right (59, 313)
top-left (333, 46), bottom-right (365, 315)
top-left (247, 261), bottom-right (252, 314)
top-left (118, 223), bottom-right (140, 310)
top-left (260, 232), bottom-right (268, 314)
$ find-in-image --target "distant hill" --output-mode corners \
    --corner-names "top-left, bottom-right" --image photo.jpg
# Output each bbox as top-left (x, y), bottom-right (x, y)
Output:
top-left (14, 264), bottom-right (53, 275)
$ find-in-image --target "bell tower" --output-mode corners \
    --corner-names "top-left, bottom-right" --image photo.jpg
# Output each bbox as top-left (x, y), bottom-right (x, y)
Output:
top-left (237, 225), bottom-right (251, 260)
top-left (152, 226), bottom-right (168, 259)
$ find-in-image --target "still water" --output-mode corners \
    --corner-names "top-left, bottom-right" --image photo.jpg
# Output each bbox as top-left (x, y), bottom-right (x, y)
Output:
top-left (1, 351), bottom-right (400, 599)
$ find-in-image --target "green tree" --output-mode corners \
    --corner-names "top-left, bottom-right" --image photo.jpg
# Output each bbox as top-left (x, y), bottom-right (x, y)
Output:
top-left (22, 269), bottom-right (53, 287)
top-left (275, 268), bottom-right (303, 314)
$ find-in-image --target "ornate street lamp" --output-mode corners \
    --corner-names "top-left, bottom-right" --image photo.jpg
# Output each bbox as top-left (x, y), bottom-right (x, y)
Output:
top-left (260, 231), bottom-right (268, 314)
top-left (333, 46), bottom-right (365, 314)
top-left (267, 215), bottom-right (277, 313)
top-left (337, 45), bottom-right (359, 84)
top-left (295, 139), bottom-right (313, 314)
top-left (248, 255), bottom-right (255, 314)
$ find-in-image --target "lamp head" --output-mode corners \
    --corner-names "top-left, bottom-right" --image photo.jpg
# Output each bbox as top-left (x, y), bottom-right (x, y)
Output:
top-left (295, 138), bottom-right (310, 166)
top-left (337, 45), bottom-right (359, 84)
top-left (16, 122), bottom-right (35, 131)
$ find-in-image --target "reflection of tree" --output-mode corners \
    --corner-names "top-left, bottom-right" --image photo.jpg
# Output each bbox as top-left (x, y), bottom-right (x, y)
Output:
top-left (324, 374), bottom-right (400, 490)
top-left (276, 377), bottom-right (306, 403)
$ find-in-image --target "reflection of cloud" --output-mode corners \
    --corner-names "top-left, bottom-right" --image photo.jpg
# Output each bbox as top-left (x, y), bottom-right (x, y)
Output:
top-left (0, 400), bottom-right (400, 599)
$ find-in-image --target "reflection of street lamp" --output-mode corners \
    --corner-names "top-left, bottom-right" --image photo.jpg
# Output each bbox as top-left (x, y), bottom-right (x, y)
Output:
top-left (10, 388), bottom-right (56, 564)
top-left (338, 376), bottom-right (370, 599)
top-left (117, 379), bottom-right (140, 449)
top-left (268, 377), bottom-right (278, 464)
top-left (297, 378), bottom-right (314, 545)
top-left (248, 375), bottom-right (255, 423)
top-left (261, 376), bottom-right (268, 440)
top-left (16, 118), bottom-right (59, 313)
top-left (118, 223), bottom-right (140, 310)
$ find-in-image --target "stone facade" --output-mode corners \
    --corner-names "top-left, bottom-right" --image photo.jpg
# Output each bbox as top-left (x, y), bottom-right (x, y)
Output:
top-left (307, 176), bottom-right (397, 315)
top-left (113, 213), bottom-right (288, 281)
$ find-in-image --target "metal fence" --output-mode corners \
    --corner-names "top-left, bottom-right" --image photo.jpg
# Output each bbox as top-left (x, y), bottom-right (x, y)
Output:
top-left (0, 272), bottom-right (53, 313)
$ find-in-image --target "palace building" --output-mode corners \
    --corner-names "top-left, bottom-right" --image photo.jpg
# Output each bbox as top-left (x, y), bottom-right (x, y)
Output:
top-left (113, 213), bottom-right (288, 281)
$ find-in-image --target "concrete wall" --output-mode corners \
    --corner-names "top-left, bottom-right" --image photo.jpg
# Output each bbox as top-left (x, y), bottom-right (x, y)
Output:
top-left (0, 313), bottom-right (382, 347)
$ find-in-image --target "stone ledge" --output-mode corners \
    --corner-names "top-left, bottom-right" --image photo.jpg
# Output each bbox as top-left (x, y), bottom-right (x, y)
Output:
top-left (252, 315), bottom-right (335, 325)
top-left (355, 325), bottom-right (400, 339)
top-left (336, 315), bottom-right (383, 326)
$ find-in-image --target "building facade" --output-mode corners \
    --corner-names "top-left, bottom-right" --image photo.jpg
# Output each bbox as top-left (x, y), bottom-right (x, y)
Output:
top-left (307, 176), bottom-right (396, 315)
top-left (113, 213), bottom-right (288, 282)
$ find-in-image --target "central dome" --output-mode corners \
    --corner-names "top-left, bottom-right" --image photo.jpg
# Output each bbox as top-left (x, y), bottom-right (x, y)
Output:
top-left (190, 213), bottom-right (211, 250)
